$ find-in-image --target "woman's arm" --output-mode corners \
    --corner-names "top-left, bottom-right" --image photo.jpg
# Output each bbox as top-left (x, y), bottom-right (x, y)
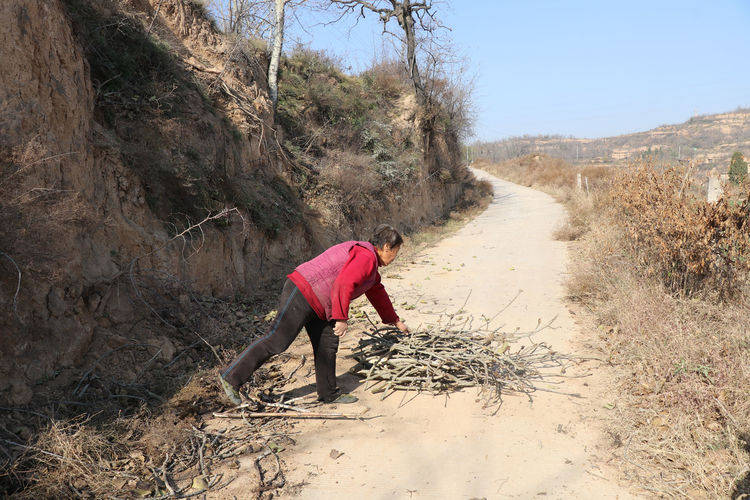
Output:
top-left (364, 282), bottom-right (399, 324)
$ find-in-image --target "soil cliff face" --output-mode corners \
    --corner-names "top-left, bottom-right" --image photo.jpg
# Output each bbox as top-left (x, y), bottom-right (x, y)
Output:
top-left (1, 0), bottom-right (102, 404)
top-left (0, 0), bottom-right (469, 405)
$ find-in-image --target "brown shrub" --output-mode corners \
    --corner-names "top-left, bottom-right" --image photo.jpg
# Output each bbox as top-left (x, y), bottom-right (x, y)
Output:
top-left (609, 163), bottom-right (750, 297)
top-left (361, 58), bottom-right (409, 100)
top-left (318, 150), bottom-right (383, 207)
top-left (456, 179), bottom-right (493, 211)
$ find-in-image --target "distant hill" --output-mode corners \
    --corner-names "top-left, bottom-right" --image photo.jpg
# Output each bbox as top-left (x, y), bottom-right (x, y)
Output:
top-left (471, 108), bottom-right (750, 171)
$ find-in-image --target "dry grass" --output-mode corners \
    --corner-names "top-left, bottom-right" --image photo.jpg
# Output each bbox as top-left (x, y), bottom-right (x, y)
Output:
top-left (474, 155), bottom-right (610, 242)
top-left (476, 156), bottom-right (750, 498)
top-left (7, 417), bottom-right (127, 499)
top-left (473, 155), bottom-right (610, 192)
top-left (2, 365), bottom-right (287, 498)
top-left (569, 220), bottom-right (750, 498)
top-left (550, 188), bottom-right (600, 241)
top-left (0, 279), bottom-right (283, 498)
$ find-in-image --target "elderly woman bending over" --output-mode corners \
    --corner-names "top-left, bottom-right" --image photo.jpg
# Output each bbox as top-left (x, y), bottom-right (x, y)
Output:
top-left (220, 224), bottom-right (409, 405)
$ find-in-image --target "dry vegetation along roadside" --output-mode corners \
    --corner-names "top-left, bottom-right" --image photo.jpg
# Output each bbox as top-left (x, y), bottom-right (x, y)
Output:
top-left (475, 156), bottom-right (750, 498)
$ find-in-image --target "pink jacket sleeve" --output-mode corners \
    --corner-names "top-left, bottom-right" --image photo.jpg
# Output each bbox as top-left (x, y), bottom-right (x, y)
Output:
top-left (365, 281), bottom-right (399, 324)
top-left (330, 246), bottom-right (399, 323)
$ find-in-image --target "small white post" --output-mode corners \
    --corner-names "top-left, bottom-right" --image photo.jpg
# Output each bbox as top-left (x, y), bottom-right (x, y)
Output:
top-left (707, 173), bottom-right (723, 203)
top-left (576, 172), bottom-right (582, 190)
top-left (585, 177), bottom-right (590, 195)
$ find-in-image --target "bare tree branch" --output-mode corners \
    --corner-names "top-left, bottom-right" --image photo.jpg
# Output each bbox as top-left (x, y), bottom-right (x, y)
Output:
top-left (0, 251), bottom-right (22, 324)
top-left (329, 0), bottom-right (441, 104)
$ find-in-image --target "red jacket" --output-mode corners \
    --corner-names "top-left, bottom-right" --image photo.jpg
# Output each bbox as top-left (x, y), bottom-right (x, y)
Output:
top-left (288, 242), bottom-right (399, 324)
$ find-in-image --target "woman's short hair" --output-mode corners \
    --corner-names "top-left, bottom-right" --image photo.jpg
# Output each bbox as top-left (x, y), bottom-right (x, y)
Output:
top-left (369, 224), bottom-right (403, 249)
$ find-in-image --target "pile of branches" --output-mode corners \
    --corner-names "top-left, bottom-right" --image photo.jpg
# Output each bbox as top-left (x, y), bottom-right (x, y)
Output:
top-left (352, 322), bottom-right (579, 408)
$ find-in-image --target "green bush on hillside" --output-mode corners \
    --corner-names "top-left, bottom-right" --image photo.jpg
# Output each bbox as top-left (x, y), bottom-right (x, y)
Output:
top-left (277, 48), bottom-right (417, 190)
top-left (729, 151), bottom-right (748, 184)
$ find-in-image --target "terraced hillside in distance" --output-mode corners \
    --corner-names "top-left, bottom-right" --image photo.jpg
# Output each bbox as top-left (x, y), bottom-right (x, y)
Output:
top-left (472, 108), bottom-right (750, 173)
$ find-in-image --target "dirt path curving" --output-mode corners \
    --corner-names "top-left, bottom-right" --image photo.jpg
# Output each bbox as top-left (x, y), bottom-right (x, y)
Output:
top-left (217, 169), bottom-right (638, 499)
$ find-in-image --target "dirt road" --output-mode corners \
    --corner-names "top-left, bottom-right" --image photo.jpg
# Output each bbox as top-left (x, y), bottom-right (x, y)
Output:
top-left (220, 170), bottom-right (637, 498)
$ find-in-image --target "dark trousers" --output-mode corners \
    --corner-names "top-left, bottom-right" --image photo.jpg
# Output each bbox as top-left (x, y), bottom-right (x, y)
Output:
top-left (222, 279), bottom-right (340, 401)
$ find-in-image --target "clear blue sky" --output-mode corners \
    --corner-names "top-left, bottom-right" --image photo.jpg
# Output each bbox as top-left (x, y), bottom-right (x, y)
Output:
top-left (286, 1), bottom-right (750, 141)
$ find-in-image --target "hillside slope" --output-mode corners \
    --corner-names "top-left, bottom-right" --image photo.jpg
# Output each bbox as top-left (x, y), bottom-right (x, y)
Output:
top-left (0, 0), bottom-right (476, 407)
top-left (473, 108), bottom-right (750, 171)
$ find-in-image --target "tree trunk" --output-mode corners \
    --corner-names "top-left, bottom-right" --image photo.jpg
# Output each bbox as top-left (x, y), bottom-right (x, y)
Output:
top-left (399, 1), bottom-right (425, 105)
top-left (228, 0), bottom-right (237, 33)
top-left (268, 0), bottom-right (286, 109)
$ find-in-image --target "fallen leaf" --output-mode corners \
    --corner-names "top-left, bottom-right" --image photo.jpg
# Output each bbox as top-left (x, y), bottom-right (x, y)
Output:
top-left (268, 441), bottom-right (284, 453)
top-left (191, 476), bottom-right (208, 492)
top-left (264, 310), bottom-right (277, 322)
top-left (329, 449), bottom-right (344, 459)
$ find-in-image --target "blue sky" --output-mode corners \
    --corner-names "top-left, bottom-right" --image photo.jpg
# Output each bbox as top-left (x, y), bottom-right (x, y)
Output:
top-left (285, 1), bottom-right (750, 141)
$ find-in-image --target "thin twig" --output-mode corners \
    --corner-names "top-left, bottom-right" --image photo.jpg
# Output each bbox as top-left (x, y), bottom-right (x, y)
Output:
top-left (212, 411), bottom-right (362, 419)
top-left (146, 0), bottom-right (164, 35)
top-left (0, 251), bottom-right (22, 323)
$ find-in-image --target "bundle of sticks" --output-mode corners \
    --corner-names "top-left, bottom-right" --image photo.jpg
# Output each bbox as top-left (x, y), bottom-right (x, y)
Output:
top-left (351, 321), bottom-right (580, 407)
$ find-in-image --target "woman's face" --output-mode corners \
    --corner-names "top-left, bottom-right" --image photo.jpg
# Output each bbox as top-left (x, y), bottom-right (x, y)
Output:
top-left (379, 243), bottom-right (401, 266)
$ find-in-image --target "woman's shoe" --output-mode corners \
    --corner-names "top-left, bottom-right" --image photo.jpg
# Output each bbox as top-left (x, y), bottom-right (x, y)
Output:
top-left (322, 392), bottom-right (359, 405)
top-left (330, 392), bottom-right (358, 404)
top-left (218, 375), bottom-right (242, 406)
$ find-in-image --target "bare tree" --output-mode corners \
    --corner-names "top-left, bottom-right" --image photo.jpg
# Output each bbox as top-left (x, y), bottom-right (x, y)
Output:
top-left (268, 0), bottom-right (314, 109)
top-left (208, 0), bottom-right (272, 37)
top-left (330, 0), bottom-right (440, 105)
top-left (207, 0), bottom-right (309, 110)
top-left (268, 0), bottom-right (287, 107)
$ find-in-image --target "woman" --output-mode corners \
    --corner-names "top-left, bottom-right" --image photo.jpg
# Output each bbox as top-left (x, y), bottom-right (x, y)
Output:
top-left (220, 224), bottom-right (409, 405)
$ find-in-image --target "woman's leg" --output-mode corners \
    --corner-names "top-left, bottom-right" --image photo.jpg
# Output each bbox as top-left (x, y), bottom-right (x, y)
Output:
top-left (222, 280), bottom-right (314, 389)
top-left (305, 319), bottom-right (340, 401)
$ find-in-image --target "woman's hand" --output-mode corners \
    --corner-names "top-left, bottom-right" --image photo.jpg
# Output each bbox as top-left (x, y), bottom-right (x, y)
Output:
top-left (333, 320), bottom-right (348, 337)
top-left (394, 320), bottom-right (410, 334)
